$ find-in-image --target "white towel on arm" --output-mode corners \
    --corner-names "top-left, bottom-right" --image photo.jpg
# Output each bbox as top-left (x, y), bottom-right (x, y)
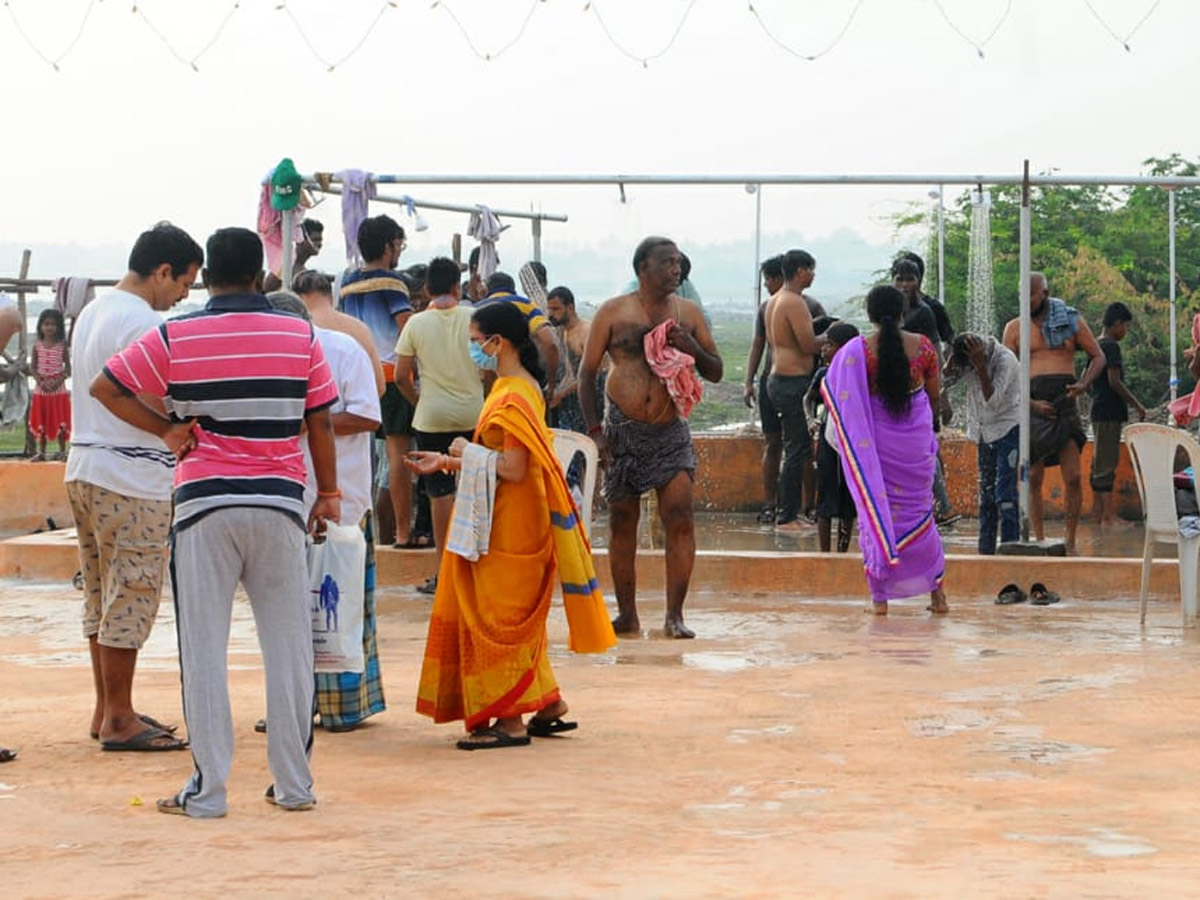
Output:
top-left (445, 443), bottom-right (498, 561)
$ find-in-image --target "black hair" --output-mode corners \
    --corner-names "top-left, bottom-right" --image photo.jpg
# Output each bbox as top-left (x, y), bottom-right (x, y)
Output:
top-left (486, 271), bottom-right (517, 294)
top-left (427, 257), bottom-right (460, 296)
top-left (781, 249), bottom-right (816, 280)
top-left (632, 236), bottom-right (677, 276)
top-left (472, 300), bottom-right (546, 386)
top-left (866, 285), bottom-right (911, 417)
top-left (826, 321), bottom-right (859, 349)
top-left (404, 263), bottom-right (429, 288)
top-left (812, 315), bottom-right (836, 336)
top-left (950, 333), bottom-right (974, 367)
top-left (127, 222), bottom-right (204, 279)
top-left (35, 308), bottom-right (65, 343)
top-left (760, 255), bottom-right (784, 280)
top-left (1103, 301), bottom-right (1133, 327)
top-left (528, 261), bottom-right (547, 287)
top-left (292, 270), bottom-right (332, 295)
top-left (301, 219), bottom-right (324, 238)
top-left (205, 227), bottom-right (263, 289)
top-left (680, 253), bottom-right (692, 282)
top-left (468, 246), bottom-right (481, 273)
top-left (890, 258), bottom-right (921, 280)
top-left (547, 286), bottom-right (575, 307)
top-left (265, 290), bottom-right (311, 322)
top-left (898, 251), bottom-right (925, 281)
top-left (356, 215), bottom-right (404, 263)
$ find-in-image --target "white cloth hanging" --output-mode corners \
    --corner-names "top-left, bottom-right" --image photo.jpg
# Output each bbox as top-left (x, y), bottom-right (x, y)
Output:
top-left (467, 206), bottom-right (502, 282)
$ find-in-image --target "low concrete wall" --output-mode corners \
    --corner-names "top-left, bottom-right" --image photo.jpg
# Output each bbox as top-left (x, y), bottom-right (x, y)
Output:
top-left (0, 435), bottom-right (1144, 537)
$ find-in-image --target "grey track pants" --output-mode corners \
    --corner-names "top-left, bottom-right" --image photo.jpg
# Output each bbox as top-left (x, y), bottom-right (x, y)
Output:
top-left (168, 507), bottom-right (315, 817)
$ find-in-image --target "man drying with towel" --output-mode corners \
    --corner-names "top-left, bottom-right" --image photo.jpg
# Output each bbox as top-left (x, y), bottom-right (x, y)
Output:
top-left (1002, 271), bottom-right (1105, 555)
top-left (580, 236), bottom-right (722, 638)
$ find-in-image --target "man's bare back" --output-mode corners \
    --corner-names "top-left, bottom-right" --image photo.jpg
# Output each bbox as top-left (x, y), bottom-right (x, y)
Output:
top-left (765, 289), bottom-right (821, 377)
top-left (311, 306), bottom-right (385, 396)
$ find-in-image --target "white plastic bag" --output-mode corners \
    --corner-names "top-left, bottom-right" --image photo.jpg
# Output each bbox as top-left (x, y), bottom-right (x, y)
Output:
top-left (308, 523), bottom-right (366, 673)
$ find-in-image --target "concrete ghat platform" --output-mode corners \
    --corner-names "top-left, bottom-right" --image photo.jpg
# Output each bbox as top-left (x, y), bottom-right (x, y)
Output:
top-left (1, 528), bottom-right (1185, 603)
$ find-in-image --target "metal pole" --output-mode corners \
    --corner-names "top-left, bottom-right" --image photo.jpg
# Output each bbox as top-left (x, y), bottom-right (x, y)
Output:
top-left (306, 183), bottom-right (568, 223)
top-left (1170, 189), bottom-right (1178, 404)
top-left (936, 185), bottom-right (946, 308)
top-left (1018, 161), bottom-right (1032, 542)
top-left (281, 208), bottom-right (295, 293)
top-left (752, 184), bottom-right (762, 308)
top-left (532, 216), bottom-right (542, 264)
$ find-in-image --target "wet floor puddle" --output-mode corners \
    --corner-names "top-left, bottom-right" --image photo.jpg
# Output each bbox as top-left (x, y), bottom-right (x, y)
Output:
top-left (1005, 829), bottom-right (1157, 858)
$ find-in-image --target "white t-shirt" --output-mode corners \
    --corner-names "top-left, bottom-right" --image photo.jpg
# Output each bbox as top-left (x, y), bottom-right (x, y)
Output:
top-left (302, 327), bottom-right (381, 526)
top-left (394, 305), bottom-right (483, 433)
top-left (65, 290), bottom-right (175, 500)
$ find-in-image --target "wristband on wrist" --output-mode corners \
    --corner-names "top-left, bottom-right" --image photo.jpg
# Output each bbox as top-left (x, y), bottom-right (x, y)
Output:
top-left (587, 424), bottom-right (603, 437)
top-left (317, 489), bottom-right (342, 499)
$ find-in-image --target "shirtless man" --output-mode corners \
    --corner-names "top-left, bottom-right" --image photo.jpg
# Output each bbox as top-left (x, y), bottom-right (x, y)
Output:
top-left (580, 237), bottom-right (723, 639)
top-left (1002, 271), bottom-right (1105, 554)
top-left (294, 270), bottom-right (385, 397)
top-left (547, 285), bottom-right (593, 432)
top-left (764, 249), bottom-right (827, 531)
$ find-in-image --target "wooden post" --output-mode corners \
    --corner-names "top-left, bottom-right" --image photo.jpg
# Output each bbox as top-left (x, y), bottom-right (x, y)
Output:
top-left (17, 249), bottom-right (32, 457)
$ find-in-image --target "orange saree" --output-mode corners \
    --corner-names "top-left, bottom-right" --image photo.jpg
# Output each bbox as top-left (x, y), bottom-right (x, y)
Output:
top-left (416, 376), bottom-right (616, 731)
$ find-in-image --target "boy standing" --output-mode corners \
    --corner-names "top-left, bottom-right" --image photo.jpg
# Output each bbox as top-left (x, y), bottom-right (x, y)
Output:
top-left (1091, 302), bottom-right (1146, 528)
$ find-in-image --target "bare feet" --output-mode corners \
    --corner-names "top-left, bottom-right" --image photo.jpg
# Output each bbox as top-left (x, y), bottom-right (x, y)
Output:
top-left (611, 613), bottom-right (641, 636)
top-left (775, 519), bottom-right (814, 534)
top-left (927, 589), bottom-right (950, 615)
top-left (870, 601), bottom-right (888, 616)
top-left (664, 613), bottom-right (695, 639)
top-left (530, 699), bottom-right (569, 726)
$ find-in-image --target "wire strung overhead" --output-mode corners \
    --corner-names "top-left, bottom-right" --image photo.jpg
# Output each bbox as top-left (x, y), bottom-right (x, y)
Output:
top-left (430, 0), bottom-right (542, 62)
top-left (746, 0), bottom-right (865, 61)
top-left (1081, 0), bottom-right (1162, 51)
top-left (0, 0), bottom-right (1175, 73)
top-left (583, 0), bottom-right (698, 68)
top-left (931, 0), bottom-right (1012, 59)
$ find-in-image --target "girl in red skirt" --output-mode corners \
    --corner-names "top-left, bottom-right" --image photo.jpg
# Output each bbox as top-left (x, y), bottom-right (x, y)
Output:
top-left (29, 308), bottom-right (70, 460)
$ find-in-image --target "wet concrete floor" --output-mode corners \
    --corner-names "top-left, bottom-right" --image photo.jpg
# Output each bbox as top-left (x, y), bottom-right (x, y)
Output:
top-left (3, 574), bottom-right (1200, 896)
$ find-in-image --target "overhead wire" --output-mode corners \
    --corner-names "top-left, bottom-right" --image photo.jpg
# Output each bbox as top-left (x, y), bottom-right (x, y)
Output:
top-left (931, 0), bottom-right (1013, 59)
top-left (431, 0), bottom-right (542, 62)
top-left (2, 0), bottom-right (97, 71)
top-left (1081, 0), bottom-right (1163, 51)
top-left (276, 0), bottom-right (396, 72)
top-left (746, 0), bottom-right (865, 61)
top-left (584, 0), bottom-right (698, 68)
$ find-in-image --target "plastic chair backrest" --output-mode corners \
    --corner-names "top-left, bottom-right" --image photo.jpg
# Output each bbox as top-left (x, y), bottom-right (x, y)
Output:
top-left (1125, 423), bottom-right (1200, 539)
top-left (550, 428), bottom-right (599, 538)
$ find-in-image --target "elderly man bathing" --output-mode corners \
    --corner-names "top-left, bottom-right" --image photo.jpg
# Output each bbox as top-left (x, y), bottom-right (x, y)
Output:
top-left (579, 236), bottom-right (723, 639)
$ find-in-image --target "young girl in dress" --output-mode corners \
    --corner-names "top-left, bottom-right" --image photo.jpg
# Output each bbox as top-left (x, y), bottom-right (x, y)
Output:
top-left (28, 308), bottom-right (70, 461)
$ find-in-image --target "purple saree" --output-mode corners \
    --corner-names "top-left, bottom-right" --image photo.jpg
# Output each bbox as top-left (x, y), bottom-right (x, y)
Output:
top-left (820, 338), bottom-right (944, 601)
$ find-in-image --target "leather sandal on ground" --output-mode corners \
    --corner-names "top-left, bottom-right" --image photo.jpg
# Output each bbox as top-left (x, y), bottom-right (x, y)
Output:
top-left (995, 583), bottom-right (1028, 605)
top-left (1029, 582), bottom-right (1061, 605)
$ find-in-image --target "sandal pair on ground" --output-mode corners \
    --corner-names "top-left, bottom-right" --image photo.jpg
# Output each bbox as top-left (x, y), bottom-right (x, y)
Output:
top-left (455, 716), bottom-right (578, 751)
top-left (996, 582), bottom-right (1061, 606)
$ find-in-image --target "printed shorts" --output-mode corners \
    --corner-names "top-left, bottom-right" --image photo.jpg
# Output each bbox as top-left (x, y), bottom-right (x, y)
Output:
top-left (67, 480), bottom-right (171, 650)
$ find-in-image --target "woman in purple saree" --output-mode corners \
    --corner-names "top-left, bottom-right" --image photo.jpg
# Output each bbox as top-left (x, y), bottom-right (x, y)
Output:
top-left (821, 285), bottom-right (949, 615)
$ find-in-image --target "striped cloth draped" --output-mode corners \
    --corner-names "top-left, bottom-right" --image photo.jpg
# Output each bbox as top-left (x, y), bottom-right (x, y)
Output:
top-left (416, 376), bottom-right (615, 731)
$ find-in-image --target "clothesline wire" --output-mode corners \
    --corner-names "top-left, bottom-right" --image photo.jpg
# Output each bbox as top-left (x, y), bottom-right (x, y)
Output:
top-left (431, 0), bottom-right (541, 62)
top-left (1081, 0), bottom-right (1162, 51)
top-left (584, 0), bottom-right (698, 68)
top-left (931, 0), bottom-right (1013, 59)
top-left (746, 0), bottom-right (865, 61)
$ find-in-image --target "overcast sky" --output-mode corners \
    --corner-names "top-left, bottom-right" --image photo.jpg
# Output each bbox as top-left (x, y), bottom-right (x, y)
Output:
top-left (0, 0), bottom-right (1194, 275)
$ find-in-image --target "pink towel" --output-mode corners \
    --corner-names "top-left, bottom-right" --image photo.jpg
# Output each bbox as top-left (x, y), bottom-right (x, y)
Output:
top-left (644, 319), bottom-right (703, 419)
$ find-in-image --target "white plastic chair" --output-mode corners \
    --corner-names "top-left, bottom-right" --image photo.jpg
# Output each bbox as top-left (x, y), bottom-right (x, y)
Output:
top-left (1124, 423), bottom-right (1200, 626)
top-left (550, 428), bottom-right (599, 539)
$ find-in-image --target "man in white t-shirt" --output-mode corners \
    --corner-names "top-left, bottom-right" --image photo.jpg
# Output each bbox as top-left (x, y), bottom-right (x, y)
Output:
top-left (267, 292), bottom-right (385, 732)
top-left (395, 256), bottom-right (485, 592)
top-left (65, 222), bottom-right (203, 751)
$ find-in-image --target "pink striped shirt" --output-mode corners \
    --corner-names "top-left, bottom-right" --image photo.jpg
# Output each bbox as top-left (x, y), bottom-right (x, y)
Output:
top-left (104, 293), bottom-right (338, 530)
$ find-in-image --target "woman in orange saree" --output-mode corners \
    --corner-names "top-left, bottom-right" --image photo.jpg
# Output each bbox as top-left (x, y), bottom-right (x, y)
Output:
top-left (407, 301), bottom-right (615, 750)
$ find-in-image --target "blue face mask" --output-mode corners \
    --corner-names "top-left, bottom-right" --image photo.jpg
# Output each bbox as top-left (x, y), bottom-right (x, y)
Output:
top-left (468, 337), bottom-right (498, 371)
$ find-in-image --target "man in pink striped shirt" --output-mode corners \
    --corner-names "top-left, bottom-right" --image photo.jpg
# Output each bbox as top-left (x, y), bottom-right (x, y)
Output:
top-left (92, 227), bottom-right (340, 818)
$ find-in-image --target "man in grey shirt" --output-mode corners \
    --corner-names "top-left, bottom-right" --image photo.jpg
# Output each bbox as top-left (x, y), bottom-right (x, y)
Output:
top-left (945, 333), bottom-right (1021, 554)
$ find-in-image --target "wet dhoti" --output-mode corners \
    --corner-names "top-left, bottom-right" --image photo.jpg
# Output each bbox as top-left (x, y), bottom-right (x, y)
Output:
top-left (1030, 374), bottom-right (1086, 468)
top-left (602, 402), bottom-right (696, 503)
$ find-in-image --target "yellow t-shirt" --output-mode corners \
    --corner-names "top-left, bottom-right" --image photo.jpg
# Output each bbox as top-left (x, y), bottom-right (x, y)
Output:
top-left (395, 305), bottom-right (484, 433)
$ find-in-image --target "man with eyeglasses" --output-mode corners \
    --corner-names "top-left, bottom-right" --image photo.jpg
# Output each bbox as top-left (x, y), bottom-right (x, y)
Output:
top-left (339, 215), bottom-right (417, 548)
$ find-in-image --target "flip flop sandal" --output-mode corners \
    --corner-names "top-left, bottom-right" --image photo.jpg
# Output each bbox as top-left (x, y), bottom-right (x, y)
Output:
top-left (91, 712), bottom-right (179, 741)
top-left (995, 583), bottom-right (1028, 605)
top-left (527, 716), bottom-right (579, 738)
top-left (1029, 582), bottom-right (1061, 606)
top-left (0, 747), bottom-right (17, 763)
top-left (455, 726), bottom-right (531, 751)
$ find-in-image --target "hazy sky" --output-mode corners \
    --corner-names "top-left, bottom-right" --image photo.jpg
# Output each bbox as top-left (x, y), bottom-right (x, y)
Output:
top-left (0, 0), bottom-right (1195, 274)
